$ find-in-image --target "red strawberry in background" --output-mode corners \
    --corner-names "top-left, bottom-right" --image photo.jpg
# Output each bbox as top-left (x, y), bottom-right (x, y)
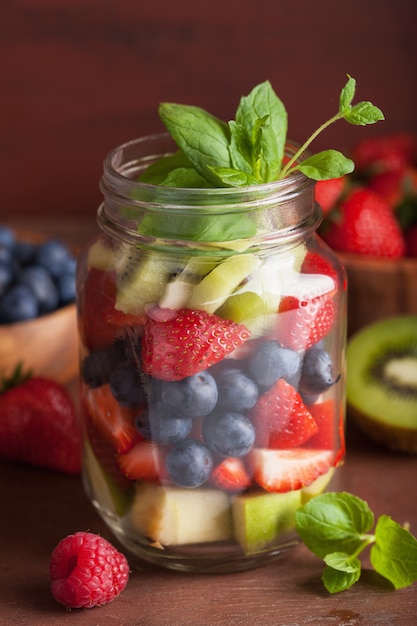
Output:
top-left (141, 308), bottom-right (251, 381)
top-left (320, 187), bottom-right (406, 258)
top-left (351, 132), bottom-right (416, 176)
top-left (0, 368), bottom-right (81, 474)
top-left (315, 176), bottom-right (348, 214)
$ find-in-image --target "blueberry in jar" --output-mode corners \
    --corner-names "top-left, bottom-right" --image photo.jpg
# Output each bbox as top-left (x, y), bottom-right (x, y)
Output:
top-left (160, 370), bottom-right (218, 418)
top-left (166, 439), bottom-right (213, 487)
top-left (202, 411), bottom-right (255, 458)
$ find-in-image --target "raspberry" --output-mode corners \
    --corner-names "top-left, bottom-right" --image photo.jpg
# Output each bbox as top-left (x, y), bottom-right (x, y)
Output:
top-left (49, 532), bottom-right (130, 609)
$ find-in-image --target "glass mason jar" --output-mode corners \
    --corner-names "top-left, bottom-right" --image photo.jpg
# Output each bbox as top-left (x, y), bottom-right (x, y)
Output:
top-left (77, 133), bottom-right (346, 573)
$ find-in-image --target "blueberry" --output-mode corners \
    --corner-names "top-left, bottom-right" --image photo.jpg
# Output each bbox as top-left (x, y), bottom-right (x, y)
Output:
top-left (136, 402), bottom-right (192, 444)
top-left (247, 340), bottom-right (302, 390)
top-left (0, 261), bottom-right (14, 296)
top-left (56, 272), bottom-right (76, 305)
top-left (299, 347), bottom-right (340, 396)
top-left (34, 239), bottom-right (73, 278)
top-left (17, 265), bottom-right (59, 314)
top-left (0, 227), bottom-right (15, 249)
top-left (160, 371), bottom-right (218, 419)
top-left (166, 439), bottom-right (213, 487)
top-left (81, 341), bottom-right (126, 388)
top-left (202, 411), bottom-right (255, 458)
top-left (215, 367), bottom-right (259, 411)
top-left (12, 240), bottom-right (37, 266)
top-left (109, 361), bottom-right (145, 407)
top-left (0, 284), bottom-right (38, 322)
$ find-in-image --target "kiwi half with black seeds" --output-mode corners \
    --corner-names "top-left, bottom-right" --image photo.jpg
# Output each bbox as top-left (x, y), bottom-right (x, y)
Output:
top-left (346, 315), bottom-right (417, 453)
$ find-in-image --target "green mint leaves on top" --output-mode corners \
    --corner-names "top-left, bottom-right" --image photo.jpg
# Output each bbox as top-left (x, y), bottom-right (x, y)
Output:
top-left (295, 491), bottom-right (417, 594)
top-left (141, 75), bottom-right (384, 188)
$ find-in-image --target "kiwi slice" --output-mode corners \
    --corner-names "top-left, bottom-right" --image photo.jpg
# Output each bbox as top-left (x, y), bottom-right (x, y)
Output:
top-left (187, 254), bottom-right (261, 313)
top-left (346, 315), bottom-right (417, 453)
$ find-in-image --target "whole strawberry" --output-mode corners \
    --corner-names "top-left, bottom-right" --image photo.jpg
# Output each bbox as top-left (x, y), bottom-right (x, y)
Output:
top-left (315, 176), bottom-right (349, 214)
top-left (0, 368), bottom-right (81, 473)
top-left (320, 187), bottom-right (406, 258)
top-left (351, 132), bottom-right (416, 177)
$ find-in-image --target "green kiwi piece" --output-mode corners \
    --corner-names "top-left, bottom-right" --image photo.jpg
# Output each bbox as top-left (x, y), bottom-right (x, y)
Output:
top-left (115, 249), bottom-right (179, 314)
top-left (187, 254), bottom-right (261, 313)
top-left (346, 315), bottom-right (417, 453)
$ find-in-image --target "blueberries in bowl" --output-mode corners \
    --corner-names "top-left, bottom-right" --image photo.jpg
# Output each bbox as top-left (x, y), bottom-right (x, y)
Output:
top-left (0, 225), bottom-right (77, 324)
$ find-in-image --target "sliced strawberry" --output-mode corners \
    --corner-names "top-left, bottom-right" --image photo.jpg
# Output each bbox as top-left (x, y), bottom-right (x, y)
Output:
top-left (273, 293), bottom-right (335, 351)
top-left (210, 457), bottom-right (252, 492)
top-left (82, 384), bottom-right (140, 455)
top-left (306, 400), bottom-right (346, 465)
top-left (301, 252), bottom-right (340, 287)
top-left (117, 440), bottom-right (168, 482)
top-left (79, 269), bottom-right (145, 351)
top-left (141, 308), bottom-right (251, 381)
top-left (248, 448), bottom-right (335, 493)
top-left (249, 379), bottom-right (318, 449)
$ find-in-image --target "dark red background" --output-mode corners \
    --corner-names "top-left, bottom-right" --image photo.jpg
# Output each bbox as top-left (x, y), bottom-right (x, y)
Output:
top-left (1, 0), bottom-right (416, 217)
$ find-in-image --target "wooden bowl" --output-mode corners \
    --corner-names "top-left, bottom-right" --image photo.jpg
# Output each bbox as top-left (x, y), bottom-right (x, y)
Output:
top-left (338, 252), bottom-right (417, 336)
top-left (0, 229), bottom-right (79, 384)
top-left (0, 304), bottom-right (78, 383)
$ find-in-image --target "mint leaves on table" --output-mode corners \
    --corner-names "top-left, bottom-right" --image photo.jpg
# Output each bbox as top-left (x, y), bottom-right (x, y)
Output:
top-left (141, 75), bottom-right (384, 188)
top-left (295, 491), bottom-right (417, 594)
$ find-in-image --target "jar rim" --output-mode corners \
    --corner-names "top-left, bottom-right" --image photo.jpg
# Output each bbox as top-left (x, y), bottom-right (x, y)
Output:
top-left (102, 132), bottom-right (314, 206)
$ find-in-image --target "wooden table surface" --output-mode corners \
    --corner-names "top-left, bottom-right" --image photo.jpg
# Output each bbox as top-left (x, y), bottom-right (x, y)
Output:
top-left (1, 216), bottom-right (417, 626)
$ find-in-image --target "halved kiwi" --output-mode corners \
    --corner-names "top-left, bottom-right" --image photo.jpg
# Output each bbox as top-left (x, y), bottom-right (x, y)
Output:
top-left (346, 315), bottom-right (417, 453)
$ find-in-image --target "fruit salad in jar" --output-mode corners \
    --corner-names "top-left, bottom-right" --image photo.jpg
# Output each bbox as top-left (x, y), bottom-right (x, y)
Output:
top-left (77, 77), bottom-right (382, 571)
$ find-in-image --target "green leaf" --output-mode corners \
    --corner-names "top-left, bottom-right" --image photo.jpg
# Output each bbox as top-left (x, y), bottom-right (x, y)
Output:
top-left (209, 166), bottom-right (259, 187)
top-left (322, 564), bottom-right (362, 594)
top-left (158, 168), bottom-right (213, 188)
top-left (370, 515), bottom-right (417, 589)
top-left (158, 103), bottom-right (232, 185)
top-left (138, 150), bottom-right (193, 185)
top-left (324, 551), bottom-right (362, 574)
top-left (296, 150), bottom-right (355, 180)
top-left (344, 101), bottom-right (385, 126)
top-left (232, 81), bottom-right (287, 181)
top-left (339, 75), bottom-right (356, 112)
top-left (295, 491), bottom-right (374, 559)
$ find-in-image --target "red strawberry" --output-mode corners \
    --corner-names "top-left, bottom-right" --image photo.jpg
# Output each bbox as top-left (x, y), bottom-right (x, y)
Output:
top-left (305, 400), bottom-right (346, 465)
top-left (117, 440), bottom-right (167, 482)
top-left (141, 308), bottom-right (251, 381)
top-left (315, 176), bottom-right (348, 214)
top-left (248, 448), bottom-right (335, 493)
top-left (301, 252), bottom-right (340, 288)
top-left (321, 187), bottom-right (406, 258)
top-left (249, 379), bottom-right (318, 448)
top-left (79, 269), bottom-right (145, 351)
top-left (0, 373), bottom-right (81, 474)
top-left (273, 293), bottom-right (335, 351)
top-left (368, 166), bottom-right (417, 210)
top-left (210, 457), bottom-right (252, 492)
top-left (351, 132), bottom-right (416, 176)
top-left (82, 384), bottom-right (139, 455)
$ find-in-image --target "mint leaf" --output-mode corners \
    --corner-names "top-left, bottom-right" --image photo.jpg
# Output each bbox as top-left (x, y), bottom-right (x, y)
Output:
top-left (339, 75), bottom-right (356, 111)
top-left (139, 149), bottom-right (213, 188)
top-left (158, 103), bottom-right (232, 186)
top-left (322, 564), bottom-right (361, 594)
top-left (209, 166), bottom-right (259, 187)
top-left (370, 515), bottom-right (417, 589)
top-left (344, 101), bottom-right (385, 126)
top-left (297, 150), bottom-right (355, 180)
top-left (295, 491), bottom-right (374, 559)
top-left (232, 81), bottom-right (287, 182)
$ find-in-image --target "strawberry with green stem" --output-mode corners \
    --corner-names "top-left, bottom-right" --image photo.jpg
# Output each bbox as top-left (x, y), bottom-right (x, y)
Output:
top-left (0, 365), bottom-right (81, 474)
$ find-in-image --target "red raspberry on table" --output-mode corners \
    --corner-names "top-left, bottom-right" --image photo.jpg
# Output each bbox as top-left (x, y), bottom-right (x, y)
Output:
top-left (49, 532), bottom-right (130, 609)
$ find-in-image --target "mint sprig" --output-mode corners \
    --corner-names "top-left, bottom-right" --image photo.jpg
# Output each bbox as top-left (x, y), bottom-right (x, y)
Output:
top-left (141, 75), bottom-right (384, 188)
top-left (295, 491), bottom-right (417, 594)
